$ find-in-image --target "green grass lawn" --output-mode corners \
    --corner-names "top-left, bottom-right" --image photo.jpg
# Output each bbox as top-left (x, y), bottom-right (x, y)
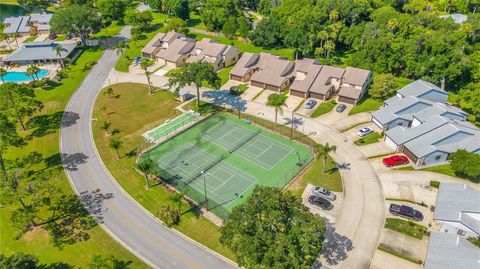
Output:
top-left (1, 47), bottom-right (148, 268)
top-left (90, 21), bottom-right (124, 39)
top-left (311, 100), bottom-right (336, 118)
top-left (92, 83), bottom-right (235, 260)
top-left (55, 35), bottom-right (66, 41)
top-left (23, 35), bottom-right (38, 43)
top-left (349, 96), bottom-right (383, 115)
top-left (202, 66), bottom-right (233, 88)
top-left (397, 164), bottom-right (461, 178)
top-left (384, 218), bottom-right (429, 240)
top-left (115, 13), bottom-right (168, 72)
top-left (288, 156), bottom-right (342, 197)
top-left (187, 11), bottom-right (207, 30)
top-left (353, 132), bottom-right (383, 146)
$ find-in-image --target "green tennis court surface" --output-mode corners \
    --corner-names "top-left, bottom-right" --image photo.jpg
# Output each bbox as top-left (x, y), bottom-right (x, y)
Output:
top-left (142, 113), bottom-right (312, 218)
top-left (143, 111), bottom-right (199, 142)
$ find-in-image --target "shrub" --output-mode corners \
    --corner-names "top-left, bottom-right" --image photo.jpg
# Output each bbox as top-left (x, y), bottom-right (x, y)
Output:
top-left (84, 61), bottom-right (97, 70)
top-left (229, 84), bottom-right (248, 96)
top-left (31, 80), bottom-right (46, 88)
top-left (429, 180), bottom-right (440, 189)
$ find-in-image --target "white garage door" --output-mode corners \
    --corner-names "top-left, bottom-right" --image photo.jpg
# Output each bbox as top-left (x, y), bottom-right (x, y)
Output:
top-left (384, 135), bottom-right (398, 151)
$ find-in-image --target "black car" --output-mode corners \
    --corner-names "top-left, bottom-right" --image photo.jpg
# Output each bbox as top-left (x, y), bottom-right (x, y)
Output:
top-left (308, 195), bottom-right (332, 209)
top-left (389, 204), bottom-right (424, 222)
top-left (336, 104), bottom-right (347, 112)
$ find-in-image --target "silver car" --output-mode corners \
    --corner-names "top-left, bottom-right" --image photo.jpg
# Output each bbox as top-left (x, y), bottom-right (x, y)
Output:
top-left (311, 186), bottom-right (336, 201)
top-left (357, 127), bottom-right (373, 137)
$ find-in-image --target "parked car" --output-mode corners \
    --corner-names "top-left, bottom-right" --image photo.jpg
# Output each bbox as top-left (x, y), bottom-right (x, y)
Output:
top-left (336, 104), bottom-right (347, 112)
top-left (48, 33), bottom-right (57, 40)
top-left (311, 186), bottom-right (336, 201)
top-left (389, 204), bottom-right (424, 222)
top-left (383, 155), bottom-right (409, 167)
top-left (357, 127), bottom-right (373, 137)
top-left (308, 195), bottom-right (332, 210)
top-left (305, 99), bottom-right (317, 109)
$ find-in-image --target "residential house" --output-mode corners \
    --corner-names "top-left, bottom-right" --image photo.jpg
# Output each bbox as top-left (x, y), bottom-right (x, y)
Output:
top-left (372, 79), bottom-right (480, 167)
top-left (337, 67), bottom-right (372, 105)
top-left (230, 52), bottom-right (296, 92)
top-left (433, 183), bottom-right (480, 237)
top-left (2, 41), bottom-right (77, 65)
top-left (141, 31), bottom-right (185, 59)
top-left (289, 59), bottom-right (345, 100)
top-left (155, 37), bottom-right (196, 68)
top-left (2, 13), bottom-right (52, 36)
top-left (186, 38), bottom-right (240, 71)
top-left (424, 233), bottom-right (480, 269)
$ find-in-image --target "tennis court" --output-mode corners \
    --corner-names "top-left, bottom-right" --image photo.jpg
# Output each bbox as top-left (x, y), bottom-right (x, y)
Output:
top-left (143, 111), bottom-right (199, 142)
top-left (156, 144), bottom-right (256, 208)
top-left (202, 120), bottom-right (293, 170)
top-left (142, 113), bottom-right (313, 217)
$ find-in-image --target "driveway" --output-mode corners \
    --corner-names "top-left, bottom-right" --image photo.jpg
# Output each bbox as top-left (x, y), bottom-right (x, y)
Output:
top-left (284, 95), bottom-right (304, 110)
top-left (371, 249), bottom-right (422, 269)
top-left (331, 112), bottom-right (372, 132)
top-left (313, 104), bottom-right (353, 125)
top-left (378, 229), bottom-right (428, 262)
top-left (242, 85), bottom-right (263, 101)
top-left (61, 28), bottom-right (237, 269)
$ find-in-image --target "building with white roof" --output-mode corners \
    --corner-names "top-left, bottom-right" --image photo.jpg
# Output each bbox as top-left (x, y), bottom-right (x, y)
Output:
top-left (372, 79), bottom-right (480, 167)
top-left (2, 13), bottom-right (52, 36)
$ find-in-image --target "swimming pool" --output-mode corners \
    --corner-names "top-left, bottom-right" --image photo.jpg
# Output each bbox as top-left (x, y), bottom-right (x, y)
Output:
top-left (1, 69), bottom-right (48, 82)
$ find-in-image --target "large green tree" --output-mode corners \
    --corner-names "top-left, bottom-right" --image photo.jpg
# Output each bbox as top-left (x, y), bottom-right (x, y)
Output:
top-left (368, 73), bottom-right (397, 100)
top-left (449, 150), bottom-right (480, 181)
top-left (125, 10), bottom-right (154, 32)
top-left (0, 113), bottom-right (24, 178)
top-left (97, 0), bottom-right (128, 22)
top-left (164, 0), bottom-right (190, 20)
top-left (168, 62), bottom-right (221, 110)
top-left (0, 83), bottom-right (43, 131)
top-left (221, 186), bottom-right (326, 269)
top-left (50, 4), bottom-right (101, 46)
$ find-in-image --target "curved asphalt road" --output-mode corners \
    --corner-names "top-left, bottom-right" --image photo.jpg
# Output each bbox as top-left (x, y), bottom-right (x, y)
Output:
top-left (60, 29), bottom-right (237, 269)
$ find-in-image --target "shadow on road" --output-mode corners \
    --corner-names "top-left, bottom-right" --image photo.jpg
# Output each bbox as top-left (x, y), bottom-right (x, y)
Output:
top-left (79, 189), bottom-right (114, 224)
top-left (320, 221), bottom-right (353, 266)
top-left (202, 90), bottom-right (247, 112)
top-left (61, 152), bottom-right (89, 171)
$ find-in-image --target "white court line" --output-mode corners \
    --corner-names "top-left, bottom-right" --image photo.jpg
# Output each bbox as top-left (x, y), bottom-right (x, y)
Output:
top-left (157, 144), bottom-right (256, 205)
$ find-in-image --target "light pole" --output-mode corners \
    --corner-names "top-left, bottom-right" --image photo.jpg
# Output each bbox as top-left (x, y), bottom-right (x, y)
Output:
top-left (201, 171), bottom-right (209, 210)
top-left (290, 109), bottom-right (295, 140)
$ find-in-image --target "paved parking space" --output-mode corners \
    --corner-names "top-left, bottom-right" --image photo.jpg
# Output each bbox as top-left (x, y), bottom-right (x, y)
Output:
top-left (253, 89), bottom-right (271, 104)
top-left (313, 103), bottom-right (353, 124)
top-left (296, 98), bottom-right (319, 116)
top-left (379, 229), bottom-right (428, 261)
top-left (358, 142), bottom-right (395, 158)
top-left (284, 95), bottom-right (304, 110)
top-left (301, 184), bottom-right (342, 224)
top-left (383, 201), bottom-right (434, 228)
top-left (331, 112), bottom-right (372, 132)
top-left (371, 249), bottom-right (422, 269)
top-left (243, 85), bottom-right (264, 101)
top-left (342, 122), bottom-right (381, 142)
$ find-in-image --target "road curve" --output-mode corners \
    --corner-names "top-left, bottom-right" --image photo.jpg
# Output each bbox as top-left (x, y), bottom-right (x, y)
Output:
top-left (60, 31), bottom-right (237, 269)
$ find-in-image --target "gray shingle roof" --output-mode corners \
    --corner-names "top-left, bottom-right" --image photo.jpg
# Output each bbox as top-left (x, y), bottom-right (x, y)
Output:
top-left (424, 232), bottom-right (480, 269)
top-left (156, 37), bottom-right (195, 62)
top-left (3, 41), bottom-right (77, 62)
top-left (250, 53), bottom-right (294, 87)
top-left (342, 67), bottom-right (371, 87)
top-left (397, 79), bottom-right (447, 99)
top-left (372, 96), bottom-right (434, 125)
top-left (230, 52), bottom-right (259, 77)
top-left (434, 183), bottom-right (480, 228)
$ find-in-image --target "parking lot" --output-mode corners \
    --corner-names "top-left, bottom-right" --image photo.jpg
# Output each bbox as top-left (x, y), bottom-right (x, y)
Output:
top-left (301, 184), bottom-right (342, 223)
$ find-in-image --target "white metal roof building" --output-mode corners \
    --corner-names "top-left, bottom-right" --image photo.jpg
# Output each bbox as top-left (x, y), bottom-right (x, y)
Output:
top-left (2, 41), bottom-right (78, 65)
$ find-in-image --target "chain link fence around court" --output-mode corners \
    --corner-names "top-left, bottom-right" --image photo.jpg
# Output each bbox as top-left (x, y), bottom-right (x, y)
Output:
top-left (153, 166), bottom-right (231, 220)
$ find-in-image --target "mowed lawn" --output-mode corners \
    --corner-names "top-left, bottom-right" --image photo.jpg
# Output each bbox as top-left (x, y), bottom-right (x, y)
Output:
top-left (92, 83), bottom-right (236, 260)
top-left (1, 48), bottom-right (148, 268)
top-left (288, 155), bottom-right (342, 197)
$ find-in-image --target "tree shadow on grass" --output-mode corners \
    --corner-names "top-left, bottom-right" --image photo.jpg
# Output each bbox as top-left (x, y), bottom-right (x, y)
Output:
top-left (27, 111), bottom-right (79, 139)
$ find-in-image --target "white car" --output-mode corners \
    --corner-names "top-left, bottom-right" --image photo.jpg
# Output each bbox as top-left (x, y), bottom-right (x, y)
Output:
top-left (357, 127), bottom-right (373, 137)
top-left (311, 186), bottom-right (336, 201)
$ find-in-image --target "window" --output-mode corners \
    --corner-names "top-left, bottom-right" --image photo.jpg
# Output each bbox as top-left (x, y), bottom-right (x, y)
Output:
top-left (434, 155), bottom-right (441, 160)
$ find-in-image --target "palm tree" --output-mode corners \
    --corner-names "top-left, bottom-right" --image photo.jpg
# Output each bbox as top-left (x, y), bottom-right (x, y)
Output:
top-left (324, 41), bottom-right (335, 59)
top-left (137, 158), bottom-right (154, 189)
top-left (168, 62), bottom-right (221, 110)
top-left (140, 58), bottom-right (154, 94)
top-left (315, 143), bottom-right (337, 173)
top-left (329, 9), bottom-right (339, 22)
top-left (168, 191), bottom-right (185, 216)
top-left (88, 255), bottom-right (108, 269)
top-left (387, 19), bottom-right (399, 32)
top-left (317, 30), bottom-right (328, 48)
top-left (0, 67), bottom-right (6, 83)
top-left (116, 40), bottom-right (128, 66)
top-left (158, 204), bottom-right (180, 226)
top-left (103, 87), bottom-right (114, 96)
top-left (26, 64), bottom-right (41, 81)
top-left (266, 93), bottom-right (286, 126)
top-left (53, 45), bottom-right (68, 68)
top-left (109, 138), bottom-right (123, 159)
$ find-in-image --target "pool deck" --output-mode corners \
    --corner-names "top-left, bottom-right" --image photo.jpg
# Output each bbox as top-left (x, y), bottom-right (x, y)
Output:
top-left (0, 63), bottom-right (58, 84)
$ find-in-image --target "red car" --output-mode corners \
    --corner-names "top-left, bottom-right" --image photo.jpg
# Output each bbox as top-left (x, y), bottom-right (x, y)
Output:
top-left (383, 155), bottom-right (409, 167)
